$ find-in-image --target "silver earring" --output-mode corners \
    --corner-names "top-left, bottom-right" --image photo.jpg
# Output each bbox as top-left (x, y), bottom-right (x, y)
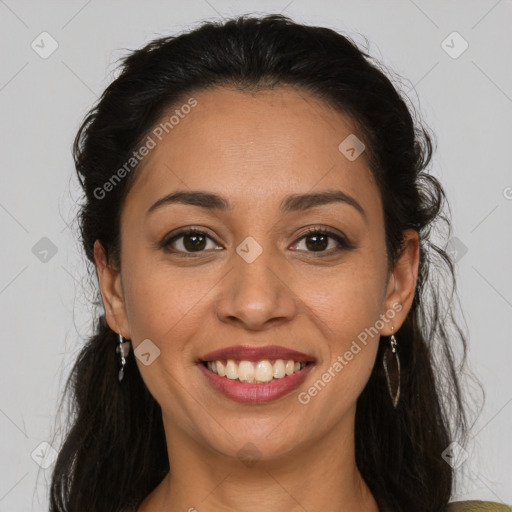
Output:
top-left (382, 327), bottom-right (400, 408)
top-left (116, 333), bottom-right (131, 382)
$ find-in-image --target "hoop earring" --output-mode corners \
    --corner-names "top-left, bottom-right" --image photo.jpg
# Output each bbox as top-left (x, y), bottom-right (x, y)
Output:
top-left (116, 332), bottom-right (131, 382)
top-left (382, 327), bottom-right (400, 408)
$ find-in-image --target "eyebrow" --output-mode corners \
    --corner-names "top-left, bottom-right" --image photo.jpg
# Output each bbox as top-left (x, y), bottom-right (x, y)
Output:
top-left (146, 189), bottom-right (366, 219)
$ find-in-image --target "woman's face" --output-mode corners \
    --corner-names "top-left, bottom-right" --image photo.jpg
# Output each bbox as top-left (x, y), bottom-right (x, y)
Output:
top-left (96, 86), bottom-right (418, 462)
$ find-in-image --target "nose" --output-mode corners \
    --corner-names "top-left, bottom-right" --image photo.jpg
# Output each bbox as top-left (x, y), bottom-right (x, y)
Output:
top-left (214, 244), bottom-right (297, 331)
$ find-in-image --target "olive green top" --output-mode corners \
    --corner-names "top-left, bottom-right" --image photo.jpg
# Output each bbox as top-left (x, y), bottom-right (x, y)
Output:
top-left (446, 501), bottom-right (512, 511)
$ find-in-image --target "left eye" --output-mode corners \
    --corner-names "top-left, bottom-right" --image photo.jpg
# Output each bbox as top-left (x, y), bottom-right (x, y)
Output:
top-left (162, 228), bottom-right (350, 255)
top-left (291, 229), bottom-right (349, 253)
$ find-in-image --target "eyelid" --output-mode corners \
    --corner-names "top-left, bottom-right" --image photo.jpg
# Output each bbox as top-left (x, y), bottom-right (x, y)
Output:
top-left (297, 225), bottom-right (350, 243)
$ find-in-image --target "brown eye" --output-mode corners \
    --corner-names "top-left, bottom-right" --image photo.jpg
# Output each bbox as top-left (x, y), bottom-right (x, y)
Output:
top-left (291, 228), bottom-right (353, 255)
top-left (304, 233), bottom-right (330, 251)
top-left (162, 229), bottom-right (219, 254)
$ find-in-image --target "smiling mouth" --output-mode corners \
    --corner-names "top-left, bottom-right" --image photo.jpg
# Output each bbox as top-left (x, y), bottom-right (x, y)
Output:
top-left (201, 359), bottom-right (314, 384)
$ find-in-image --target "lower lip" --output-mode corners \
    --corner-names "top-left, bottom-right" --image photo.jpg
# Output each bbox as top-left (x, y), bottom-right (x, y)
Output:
top-left (198, 363), bottom-right (315, 403)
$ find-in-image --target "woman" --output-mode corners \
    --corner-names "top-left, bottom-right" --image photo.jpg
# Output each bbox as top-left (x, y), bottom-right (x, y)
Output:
top-left (49, 14), bottom-right (510, 512)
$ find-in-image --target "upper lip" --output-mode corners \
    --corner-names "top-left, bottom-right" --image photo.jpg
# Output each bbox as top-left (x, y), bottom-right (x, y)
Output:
top-left (199, 345), bottom-right (316, 363)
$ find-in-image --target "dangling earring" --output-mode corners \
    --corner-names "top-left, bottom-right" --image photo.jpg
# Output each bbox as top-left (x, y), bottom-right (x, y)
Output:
top-left (382, 327), bottom-right (400, 408)
top-left (116, 332), bottom-right (131, 382)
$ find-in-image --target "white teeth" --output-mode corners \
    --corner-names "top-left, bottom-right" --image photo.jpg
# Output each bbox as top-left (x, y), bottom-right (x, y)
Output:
top-left (273, 359), bottom-right (286, 379)
top-left (205, 358), bottom-right (308, 383)
top-left (238, 360), bottom-right (255, 383)
top-left (225, 360), bottom-right (238, 380)
top-left (254, 360), bottom-right (273, 383)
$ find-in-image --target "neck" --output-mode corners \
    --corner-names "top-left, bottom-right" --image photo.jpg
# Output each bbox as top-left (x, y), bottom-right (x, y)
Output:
top-left (138, 412), bottom-right (379, 512)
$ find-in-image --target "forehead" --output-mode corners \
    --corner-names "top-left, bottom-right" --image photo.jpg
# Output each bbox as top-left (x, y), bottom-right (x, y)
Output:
top-left (124, 86), bottom-right (381, 218)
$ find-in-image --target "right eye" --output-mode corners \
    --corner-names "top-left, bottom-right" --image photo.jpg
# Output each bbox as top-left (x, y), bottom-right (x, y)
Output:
top-left (161, 228), bottom-right (222, 255)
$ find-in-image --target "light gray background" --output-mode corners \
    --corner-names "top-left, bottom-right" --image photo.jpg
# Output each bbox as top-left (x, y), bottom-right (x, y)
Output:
top-left (1, 0), bottom-right (511, 510)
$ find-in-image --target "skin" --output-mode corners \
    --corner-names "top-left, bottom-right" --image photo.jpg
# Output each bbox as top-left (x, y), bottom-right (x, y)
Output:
top-left (94, 86), bottom-right (420, 512)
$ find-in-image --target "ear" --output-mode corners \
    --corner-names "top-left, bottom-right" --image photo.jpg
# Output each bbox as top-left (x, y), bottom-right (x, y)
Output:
top-left (94, 239), bottom-right (130, 339)
top-left (380, 229), bottom-right (420, 336)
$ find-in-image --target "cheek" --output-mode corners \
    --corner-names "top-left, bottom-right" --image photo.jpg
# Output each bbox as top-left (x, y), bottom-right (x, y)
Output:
top-left (298, 253), bottom-right (386, 394)
top-left (310, 281), bottom-right (382, 387)
top-left (299, 281), bottom-right (382, 420)
top-left (121, 247), bottom-right (211, 344)
top-left (119, 253), bottom-right (210, 421)
top-left (305, 254), bottom-right (387, 339)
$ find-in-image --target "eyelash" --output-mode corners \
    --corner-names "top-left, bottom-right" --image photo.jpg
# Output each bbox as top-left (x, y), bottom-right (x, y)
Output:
top-left (160, 226), bottom-right (354, 257)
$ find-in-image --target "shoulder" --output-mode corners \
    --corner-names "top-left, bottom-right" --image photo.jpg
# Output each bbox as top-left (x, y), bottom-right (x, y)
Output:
top-left (446, 501), bottom-right (512, 511)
